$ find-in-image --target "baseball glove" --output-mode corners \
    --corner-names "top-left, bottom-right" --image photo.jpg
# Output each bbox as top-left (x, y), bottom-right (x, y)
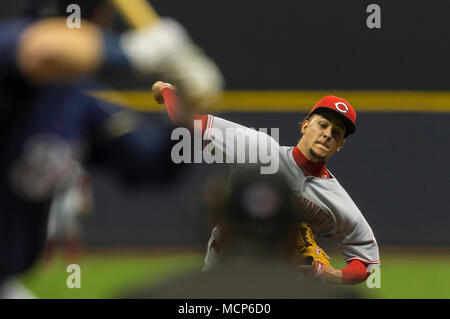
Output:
top-left (295, 222), bottom-right (331, 278)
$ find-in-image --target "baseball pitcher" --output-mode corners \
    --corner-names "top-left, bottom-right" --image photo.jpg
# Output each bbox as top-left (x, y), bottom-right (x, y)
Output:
top-left (154, 82), bottom-right (380, 285)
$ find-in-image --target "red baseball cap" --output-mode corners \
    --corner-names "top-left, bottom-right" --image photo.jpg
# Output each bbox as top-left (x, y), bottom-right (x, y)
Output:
top-left (308, 95), bottom-right (356, 137)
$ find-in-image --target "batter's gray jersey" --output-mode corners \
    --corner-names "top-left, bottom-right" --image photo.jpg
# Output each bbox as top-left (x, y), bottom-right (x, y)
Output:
top-left (201, 115), bottom-right (380, 270)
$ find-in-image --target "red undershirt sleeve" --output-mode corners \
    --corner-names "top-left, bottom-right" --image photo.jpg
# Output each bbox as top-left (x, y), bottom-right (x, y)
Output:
top-left (161, 87), bottom-right (180, 124)
top-left (194, 114), bottom-right (208, 134)
top-left (340, 259), bottom-right (370, 285)
top-left (161, 87), bottom-right (208, 133)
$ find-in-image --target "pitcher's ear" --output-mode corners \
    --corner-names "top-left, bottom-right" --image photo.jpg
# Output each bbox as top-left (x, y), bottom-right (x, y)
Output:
top-left (337, 139), bottom-right (345, 152)
top-left (300, 119), bottom-right (310, 135)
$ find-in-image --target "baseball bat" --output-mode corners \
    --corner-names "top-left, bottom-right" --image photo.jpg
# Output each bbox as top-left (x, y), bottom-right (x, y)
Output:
top-left (108, 0), bottom-right (160, 29)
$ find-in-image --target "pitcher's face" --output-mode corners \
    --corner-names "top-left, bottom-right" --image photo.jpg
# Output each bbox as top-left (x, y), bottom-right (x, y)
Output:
top-left (300, 113), bottom-right (346, 162)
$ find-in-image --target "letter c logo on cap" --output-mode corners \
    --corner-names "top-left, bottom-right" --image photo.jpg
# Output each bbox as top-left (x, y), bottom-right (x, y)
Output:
top-left (334, 102), bottom-right (348, 113)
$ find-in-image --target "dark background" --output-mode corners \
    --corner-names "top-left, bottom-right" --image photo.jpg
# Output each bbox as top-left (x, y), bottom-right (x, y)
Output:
top-left (105, 0), bottom-right (450, 90)
top-left (148, 0), bottom-right (450, 91)
top-left (5, 0), bottom-right (449, 90)
top-left (2, 1), bottom-right (449, 247)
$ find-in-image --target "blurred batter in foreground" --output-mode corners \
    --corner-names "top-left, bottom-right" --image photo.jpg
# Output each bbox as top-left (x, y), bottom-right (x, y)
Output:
top-left (0, 0), bottom-right (223, 296)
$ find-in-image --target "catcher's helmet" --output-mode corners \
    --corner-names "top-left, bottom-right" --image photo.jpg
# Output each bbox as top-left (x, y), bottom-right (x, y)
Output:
top-left (221, 165), bottom-right (300, 242)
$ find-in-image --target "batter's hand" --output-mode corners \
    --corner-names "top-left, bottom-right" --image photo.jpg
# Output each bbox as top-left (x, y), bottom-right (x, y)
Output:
top-left (120, 18), bottom-right (224, 111)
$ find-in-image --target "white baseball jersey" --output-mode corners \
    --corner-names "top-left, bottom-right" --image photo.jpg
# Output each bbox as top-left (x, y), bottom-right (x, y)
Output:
top-left (201, 115), bottom-right (380, 270)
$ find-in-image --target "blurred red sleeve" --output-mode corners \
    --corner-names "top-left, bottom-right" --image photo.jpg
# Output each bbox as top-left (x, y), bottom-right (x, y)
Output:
top-left (340, 259), bottom-right (370, 285)
top-left (161, 87), bottom-right (207, 132)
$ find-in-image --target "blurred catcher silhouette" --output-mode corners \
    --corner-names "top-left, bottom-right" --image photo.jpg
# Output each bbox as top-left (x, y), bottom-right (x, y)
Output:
top-left (124, 165), bottom-right (359, 298)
